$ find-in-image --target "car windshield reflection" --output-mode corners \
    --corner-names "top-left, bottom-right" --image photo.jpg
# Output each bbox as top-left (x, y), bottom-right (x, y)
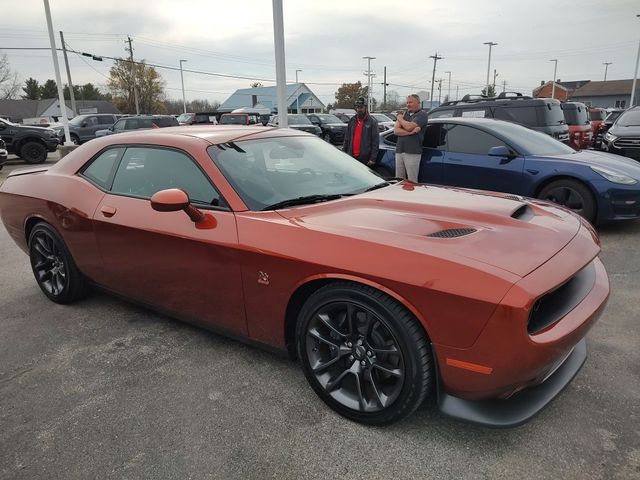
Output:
top-left (209, 137), bottom-right (385, 210)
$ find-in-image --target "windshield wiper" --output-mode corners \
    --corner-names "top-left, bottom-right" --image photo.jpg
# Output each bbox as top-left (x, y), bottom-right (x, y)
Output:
top-left (361, 181), bottom-right (390, 193)
top-left (261, 194), bottom-right (343, 211)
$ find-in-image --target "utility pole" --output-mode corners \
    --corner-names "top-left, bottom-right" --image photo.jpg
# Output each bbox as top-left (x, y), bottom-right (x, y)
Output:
top-left (445, 71), bottom-right (451, 102)
top-left (382, 66), bottom-right (389, 109)
top-left (363, 56), bottom-right (376, 111)
top-left (59, 31), bottom-right (76, 117)
top-left (43, 0), bottom-right (71, 146)
top-left (484, 42), bottom-right (498, 95)
top-left (295, 69), bottom-right (302, 113)
top-left (603, 62), bottom-right (612, 81)
top-left (549, 59), bottom-right (558, 99)
top-left (502, 80), bottom-right (507, 93)
top-left (429, 52), bottom-right (443, 108)
top-left (437, 79), bottom-right (443, 103)
top-left (126, 36), bottom-right (140, 115)
top-left (493, 69), bottom-right (498, 92)
top-left (179, 59), bottom-right (187, 113)
top-left (455, 85), bottom-right (459, 101)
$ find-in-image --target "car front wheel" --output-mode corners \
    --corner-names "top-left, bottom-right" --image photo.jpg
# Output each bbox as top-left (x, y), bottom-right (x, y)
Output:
top-left (20, 141), bottom-right (47, 164)
top-left (296, 282), bottom-right (433, 425)
top-left (538, 179), bottom-right (596, 224)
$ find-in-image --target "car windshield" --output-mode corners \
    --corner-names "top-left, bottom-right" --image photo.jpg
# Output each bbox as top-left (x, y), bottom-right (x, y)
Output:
top-left (288, 115), bottom-right (312, 125)
top-left (491, 121), bottom-right (576, 156)
top-left (616, 110), bottom-right (640, 126)
top-left (562, 105), bottom-right (590, 125)
top-left (539, 103), bottom-right (566, 126)
top-left (316, 114), bottom-right (342, 123)
top-left (177, 113), bottom-right (194, 123)
top-left (606, 111), bottom-right (623, 123)
top-left (371, 114), bottom-right (393, 122)
top-left (209, 136), bottom-right (385, 211)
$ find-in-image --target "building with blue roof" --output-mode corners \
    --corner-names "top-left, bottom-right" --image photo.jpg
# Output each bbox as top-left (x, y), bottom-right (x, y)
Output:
top-left (220, 83), bottom-right (325, 114)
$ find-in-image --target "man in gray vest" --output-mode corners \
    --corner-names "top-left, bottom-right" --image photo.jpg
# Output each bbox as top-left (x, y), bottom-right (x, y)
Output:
top-left (394, 94), bottom-right (428, 182)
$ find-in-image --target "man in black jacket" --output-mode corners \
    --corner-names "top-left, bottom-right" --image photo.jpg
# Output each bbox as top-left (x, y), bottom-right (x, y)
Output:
top-left (342, 97), bottom-right (379, 167)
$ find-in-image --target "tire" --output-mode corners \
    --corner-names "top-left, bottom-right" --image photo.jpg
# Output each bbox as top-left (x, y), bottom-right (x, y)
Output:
top-left (20, 141), bottom-right (48, 164)
top-left (70, 134), bottom-right (80, 145)
top-left (538, 179), bottom-right (596, 224)
top-left (28, 222), bottom-right (88, 304)
top-left (296, 282), bottom-right (433, 425)
top-left (323, 133), bottom-right (332, 143)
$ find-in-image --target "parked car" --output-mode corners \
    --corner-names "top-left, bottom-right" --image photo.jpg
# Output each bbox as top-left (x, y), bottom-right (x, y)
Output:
top-left (176, 112), bottom-right (195, 125)
top-left (96, 115), bottom-right (179, 137)
top-left (588, 108), bottom-right (607, 142)
top-left (594, 108), bottom-right (626, 150)
top-left (268, 114), bottom-right (322, 136)
top-left (602, 106), bottom-right (640, 161)
top-left (192, 111), bottom-right (219, 125)
top-left (0, 138), bottom-right (7, 169)
top-left (306, 113), bottom-right (347, 144)
top-left (370, 113), bottom-right (395, 132)
top-left (333, 112), bottom-right (352, 123)
top-left (429, 93), bottom-right (570, 144)
top-left (0, 125), bottom-right (609, 427)
top-left (561, 102), bottom-right (592, 150)
top-left (220, 112), bottom-right (262, 126)
top-left (51, 114), bottom-right (118, 145)
top-left (377, 117), bottom-right (640, 224)
top-left (0, 117), bottom-right (59, 164)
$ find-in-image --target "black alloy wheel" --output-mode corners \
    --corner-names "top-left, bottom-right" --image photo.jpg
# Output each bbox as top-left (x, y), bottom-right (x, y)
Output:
top-left (20, 141), bottom-right (48, 164)
top-left (70, 134), bottom-right (80, 145)
top-left (323, 132), bottom-right (332, 143)
top-left (297, 282), bottom-right (433, 425)
top-left (538, 179), bottom-right (596, 224)
top-left (28, 222), bottom-right (87, 304)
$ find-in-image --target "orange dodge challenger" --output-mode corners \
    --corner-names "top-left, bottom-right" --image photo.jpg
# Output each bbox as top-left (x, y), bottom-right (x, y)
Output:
top-left (0, 126), bottom-right (609, 427)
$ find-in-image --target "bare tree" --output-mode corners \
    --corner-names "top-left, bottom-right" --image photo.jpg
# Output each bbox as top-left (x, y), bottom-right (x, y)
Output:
top-left (0, 54), bottom-right (21, 99)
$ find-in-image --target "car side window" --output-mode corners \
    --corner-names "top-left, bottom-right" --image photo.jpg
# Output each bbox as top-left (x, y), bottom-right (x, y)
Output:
top-left (444, 124), bottom-right (506, 155)
top-left (112, 119), bottom-right (126, 132)
top-left (423, 124), bottom-right (446, 149)
top-left (383, 133), bottom-right (397, 146)
top-left (98, 115), bottom-right (115, 125)
top-left (429, 109), bottom-right (455, 119)
top-left (494, 106), bottom-right (538, 126)
top-left (110, 147), bottom-right (222, 207)
top-left (85, 116), bottom-right (99, 126)
top-left (81, 148), bottom-right (125, 189)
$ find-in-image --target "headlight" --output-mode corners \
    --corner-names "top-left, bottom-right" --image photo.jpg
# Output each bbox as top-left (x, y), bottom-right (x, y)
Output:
top-left (590, 165), bottom-right (637, 185)
top-left (603, 132), bottom-right (617, 142)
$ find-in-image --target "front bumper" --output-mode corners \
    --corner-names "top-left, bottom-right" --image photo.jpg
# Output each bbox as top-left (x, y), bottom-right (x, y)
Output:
top-left (433, 223), bottom-right (609, 426)
top-left (438, 338), bottom-right (586, 428)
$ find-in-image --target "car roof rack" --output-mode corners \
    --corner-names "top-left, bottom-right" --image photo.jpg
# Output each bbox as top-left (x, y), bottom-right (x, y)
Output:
top-left (496, 92), bottom-right (532, 100)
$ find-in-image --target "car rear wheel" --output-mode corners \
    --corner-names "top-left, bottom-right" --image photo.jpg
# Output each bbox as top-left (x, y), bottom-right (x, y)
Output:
top-left (296, 282), bottom-right (433, 425)
top-left (29, 223), bottom-right (88, 304)
top-left (323, 133), bottom-right (332, 143)
top-left (20, 141), bottom-right (47, 164)
top-left (70, 134), bottom-right (80, 145)
top-left (538, 179), bottom-right (596, 224)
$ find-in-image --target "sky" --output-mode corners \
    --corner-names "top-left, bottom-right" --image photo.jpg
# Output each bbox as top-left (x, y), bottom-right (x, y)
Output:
top-left (1, 0), bottom-right (639, 107)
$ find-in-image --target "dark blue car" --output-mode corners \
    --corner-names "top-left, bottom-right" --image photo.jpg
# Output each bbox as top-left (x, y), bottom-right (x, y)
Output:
top-left (377, 117), bottom-right (640, 224)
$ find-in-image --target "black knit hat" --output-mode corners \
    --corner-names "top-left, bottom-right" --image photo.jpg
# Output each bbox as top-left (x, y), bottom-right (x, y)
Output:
top-left (354, 96), bottom-right (366, 107)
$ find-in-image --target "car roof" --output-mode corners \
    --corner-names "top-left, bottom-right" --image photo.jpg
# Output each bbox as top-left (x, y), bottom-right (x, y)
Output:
top-left (101, 125), bottom-right (311, 144)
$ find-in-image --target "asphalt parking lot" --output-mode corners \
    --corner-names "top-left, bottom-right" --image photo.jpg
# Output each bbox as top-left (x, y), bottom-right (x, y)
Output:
top-left (0, 153), bottom-right (639, 480)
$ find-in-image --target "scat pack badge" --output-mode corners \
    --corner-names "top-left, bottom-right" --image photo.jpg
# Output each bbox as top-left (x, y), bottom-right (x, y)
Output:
top-left (257, 271), bottom-right (270, 285)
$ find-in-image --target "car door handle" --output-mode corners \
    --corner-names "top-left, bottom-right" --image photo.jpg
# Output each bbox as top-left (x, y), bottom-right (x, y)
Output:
top-left (100, 205), bottom-right (117, 217)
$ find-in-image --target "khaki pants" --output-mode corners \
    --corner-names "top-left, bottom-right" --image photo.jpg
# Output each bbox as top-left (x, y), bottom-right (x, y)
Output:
top-left (395, 152), bottom-right (421, 182)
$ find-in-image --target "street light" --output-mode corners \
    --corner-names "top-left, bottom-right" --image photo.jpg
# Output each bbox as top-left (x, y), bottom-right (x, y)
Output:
top-left (483, 42), bottom-right (497, 95)
top-left (631, 14), bottom-right (640, 107)
top-left (363, 56), bottom-right (376, 111)
top-left (549, 59), bottom-right (558, 99)
top-left (295, 69), bottom-right (302, 113)
top-left (179, 59), bottom-right (187, 114)
top-left (603, 62), bottom-right (612, 81)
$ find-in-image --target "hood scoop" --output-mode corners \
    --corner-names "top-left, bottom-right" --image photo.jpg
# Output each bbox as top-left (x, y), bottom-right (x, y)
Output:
top-left (426, 228), bottom-right (477, 238)
top-left (511, 204), bottom-right (535, 221)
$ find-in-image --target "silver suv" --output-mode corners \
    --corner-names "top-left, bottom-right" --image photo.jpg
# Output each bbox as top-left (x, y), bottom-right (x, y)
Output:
top-left (53, 114), bottom-right (117, 144)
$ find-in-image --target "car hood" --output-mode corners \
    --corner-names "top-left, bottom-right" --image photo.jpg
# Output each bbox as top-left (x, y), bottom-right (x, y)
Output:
top-left (539, 150), bottom-right (640, 177)
top-left (21, 125), bottom-right (57, 134)
top-left (610, 124), bottom-right (640, 136)
top-left (277, 183), bottom-right (581, 278)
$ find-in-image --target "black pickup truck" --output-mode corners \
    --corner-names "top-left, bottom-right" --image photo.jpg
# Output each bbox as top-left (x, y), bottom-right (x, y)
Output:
top-left (0, 118), bottom-right (59, 164)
